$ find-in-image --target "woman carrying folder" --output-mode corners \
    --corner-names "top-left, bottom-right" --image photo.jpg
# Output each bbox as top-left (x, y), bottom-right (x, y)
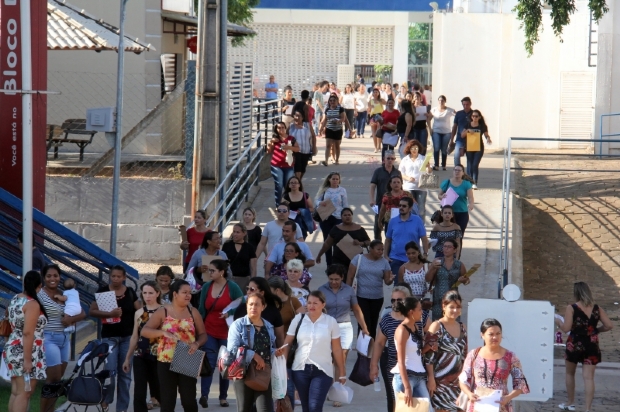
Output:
top-left (439, 165), bottom-right (474, 255)
top-left (461, 110), bottom-right (492, 189)
top-left (315, 172), bottom-right (349, 266)
top-left (315, 207), bottom-right (370, 269)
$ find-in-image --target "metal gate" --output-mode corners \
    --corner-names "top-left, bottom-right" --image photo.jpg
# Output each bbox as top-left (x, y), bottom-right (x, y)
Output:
top-left (559, 72), bottom-right (595, 148)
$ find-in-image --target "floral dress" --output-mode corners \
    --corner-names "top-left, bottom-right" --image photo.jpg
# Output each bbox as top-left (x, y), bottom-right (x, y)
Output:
top-left (431, 258), bottom-right (462, 319)
top-left (156, 308), bottom-right (196, 363)
top-left (135, 307), bottom-right (161, 359)
top-left (424, 322), bottom-right (467, 411)
top-left (2, 295), bottom-right (47, 379)
top-left (565, 304), bottom-right (601, 365)
top-left (459, 349), bottom-right (530, 412)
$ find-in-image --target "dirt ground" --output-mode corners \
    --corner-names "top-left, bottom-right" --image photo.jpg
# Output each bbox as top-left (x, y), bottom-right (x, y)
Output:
top-left (516, 156), bottom-right (620, 362)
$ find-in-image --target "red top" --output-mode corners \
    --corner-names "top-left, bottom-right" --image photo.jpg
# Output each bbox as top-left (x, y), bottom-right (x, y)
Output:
top-left (307, 106), bottom-right (315, 123)
top-left (270, 136), bottom-right (296, 168)
top-left (203, 283), bottom-right (232, 339)
top-left (381, 109), bottom-right (400, 132)
top-left (185, 227), bottom-right (210, 263)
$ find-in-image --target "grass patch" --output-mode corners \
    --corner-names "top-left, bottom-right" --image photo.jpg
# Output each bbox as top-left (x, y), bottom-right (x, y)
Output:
top-left (0, 381), bottom-right (63, 412)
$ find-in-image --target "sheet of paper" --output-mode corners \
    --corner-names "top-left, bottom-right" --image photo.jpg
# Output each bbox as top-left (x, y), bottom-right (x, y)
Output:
top-left (95, 291), bottom-right (120, 324)
top-left (441, 187), bottom-right (459, 207)
top-left (226, 315), bottom-right (234, 327)
top-left (415, 106), bottom-right (427, 122)
top-left (317, 198), bottom-right (336, 221)
top-left (288, 210), bottom-right (298, 220)
top-left (390, 208), bottom-right (399, 220)
top-left (419, 152), bottom-right (433, 172)
top-left (554, 314), bottom-right (564, 322)
top-left (221, 297), bottom-right (243, 314)
top-left (372, 205), bottom-right (379, 214)
top-left (473, 390), bottom-right (502, 412)
top-left (201, 254), bottom-right (226, 281)
top-left (336, 234), bottom-right (363, 261)
top-left (355, 331), bottom-right (373, 357)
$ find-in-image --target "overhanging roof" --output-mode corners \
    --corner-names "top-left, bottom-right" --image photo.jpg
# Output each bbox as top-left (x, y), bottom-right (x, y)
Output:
top-left (161, 11), bottom-right (256, 37)
top-left (48, 0), bottom-right (153, 53)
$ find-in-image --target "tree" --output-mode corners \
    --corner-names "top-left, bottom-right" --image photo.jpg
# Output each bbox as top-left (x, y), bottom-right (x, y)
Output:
top-left (408, 23), bottom-right (431, 65)
top-left (514, 0), bottom-right (608, 55)
top-left (194, 0), bottom-right (259, 46)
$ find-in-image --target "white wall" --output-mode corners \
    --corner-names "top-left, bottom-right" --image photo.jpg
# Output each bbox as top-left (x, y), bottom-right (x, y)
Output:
top-left (432, 6), bottom-right (595, 149)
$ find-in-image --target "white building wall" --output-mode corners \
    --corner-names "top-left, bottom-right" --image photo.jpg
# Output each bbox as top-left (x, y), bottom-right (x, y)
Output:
top-left (432, 6), bottom-right (595, 149)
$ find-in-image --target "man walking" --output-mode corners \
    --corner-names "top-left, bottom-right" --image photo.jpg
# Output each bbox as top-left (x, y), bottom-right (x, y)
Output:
top-left (313, 81), bottom-right (329, 136)
top-left (450, 96), bottom-right (473, 167)
top-left (265, 221), bottom-right (315, 275)
top-left (384, 197), bottom-right (429, 278)
top-left (370, 150), bottom-right (401, 240)
top-left (255, 203), bottom-right (304, 259)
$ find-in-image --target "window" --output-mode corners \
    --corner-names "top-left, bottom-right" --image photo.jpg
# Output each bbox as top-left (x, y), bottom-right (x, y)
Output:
top-left (408, 23), bottom-right (433, 87)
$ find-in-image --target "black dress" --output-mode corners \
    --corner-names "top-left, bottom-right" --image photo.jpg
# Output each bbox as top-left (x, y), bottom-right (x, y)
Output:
top-left (221, 241), bottom-right (256, 278)
top-left (246, 226), bottom-right (262, 250)
top-left (564, 304), bottom-right (602, 365)
top-left (328, 225), bottom-right (370, 269)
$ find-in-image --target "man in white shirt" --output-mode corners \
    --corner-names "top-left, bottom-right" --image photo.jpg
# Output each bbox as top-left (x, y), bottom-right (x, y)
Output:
top-left (265, 221), bottom-right (315, 274)
top-left (255, 203), bottom-right (304, 259)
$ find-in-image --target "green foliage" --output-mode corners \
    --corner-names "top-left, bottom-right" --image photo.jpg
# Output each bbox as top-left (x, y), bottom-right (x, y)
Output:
top-left (374, 65), bottom-right (393, 82)
top-left (515, 0), bottom-right (608, 55)
top-left (408, 24), bottom-right (431, 65)
top-left (194, 0), bottom-right (259, 46)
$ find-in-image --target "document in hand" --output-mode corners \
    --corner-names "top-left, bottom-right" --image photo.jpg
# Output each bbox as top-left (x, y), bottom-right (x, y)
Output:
top-left (336, 234), bottom-right (363, 261)
top-left (95, 291), bottom-right (120, 324)
top-left (419, 152), bottom-right (432, 172)
top-left (441, 187), bottom-right (459, 207)
top-left (221, 297), bottom-right (243, 314)
top-left (317, 199), bottom-right (336, 221)
top-left (355, 331), bottom-right (373, 357)
top-left (473, 390), bottom-right (502, 412)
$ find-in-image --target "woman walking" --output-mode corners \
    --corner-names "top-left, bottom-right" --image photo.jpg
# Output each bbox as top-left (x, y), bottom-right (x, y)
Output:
top-left (197, 260), bottom-right (243, 408)
top-left (429, 205), bottom-right (462, 258)
top-left (555, 282), bottom-right (614, 412)
top-left (222, 223), bottom-right (257, 290)
top-left (242, 207), bottom-right (262, 251)
top-left (268, 242), bottom-right (312, 288)
top-left (380, 98), bottom-right (400, 159)
top-left (181, 210), bottom-right (211, 272)
top-left (268, 121), bottom-right (300, 207)
top-left (399, 140), bottom-right (432, 221)
top-left (391, 297), bottom-right (431, 405)
top-left (430, 96), bottom-right (455, 171)
top-left (38, 264), bottom-right (86, 412)
top-left (459, 319), bottom-right (529, 412)
top-left (425, 239), bottom-right (469, 320)
top-left (186, 231), bottom-right (229, 305)
top-left (228, 293), bottom-right (278, 412)
top-left (315, 172), bottom-right (348, 266)
top-left (319, 94), bottom-right (349, 166)
top-left (122, 281), bottom-right (163, 412)
top-left (369, 287), bottom-right (411, 412)
top-left (141, 280), bottom-right (208, 412)
top-left (89, 265), bottom-right (142, 412)
top-left (378, 175), bottom-right (414, 233)
top-left (316, 207), bottom-right (370, 269)
top-left (461, 110), bottom-right (492, 189)
top-left (289, 110), bottom-right (317, 181)
top-left (281, 86), bottom-right (296, 129)
top-left (277, 291), bottom-right (347, 412)
top-left (412, 92), bottom-right (431, 155)
top-left (285, 259), bottom-right (310, 306)
top-left (346, 240), bottom-right (392, 339)
top-left (424, 290), bottom-right (467, 412)
top-left (282, 176), bottom-right (315, 239)
top-left (439, 165), bottom-right (474, 246)
top-left (354, 84), bottom-right (369, 137)
top-left (156, 266), bottom-right (174, 304)
top-left (3, 271), bottom-right (47, 412)
top-left (398, 241), bottom-right (429, 300)
top-left (340, 84), bottom-right (356, 138)
top-left (368, 88), bottom-right (387, 152)
top-left (396, 101), bottom-right (415, 159)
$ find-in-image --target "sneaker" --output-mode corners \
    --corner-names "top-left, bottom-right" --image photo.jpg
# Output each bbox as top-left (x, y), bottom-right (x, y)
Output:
top-left (199, 396), bottom-right (208, 408)
top-left (320, 161), bottom-right (328, 166)
top-left (472, 184), bottom-right (478, 190)
top-left (558, 404), bottom-right (575, 411)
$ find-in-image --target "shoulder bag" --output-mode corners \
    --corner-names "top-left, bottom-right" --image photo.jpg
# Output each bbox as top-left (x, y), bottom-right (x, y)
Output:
top-left (286, 314), bottom-right (305, 368)
top-left (244, 325), bottom-right (272, 391)
top-left (456, 347), bottom-right (481, 411)
top-left (0, 307), bottom-right (12, 337)
top-left (186, 306), bottom-right (214, 377)
top-left (419, 173), bottom-right (439, 189)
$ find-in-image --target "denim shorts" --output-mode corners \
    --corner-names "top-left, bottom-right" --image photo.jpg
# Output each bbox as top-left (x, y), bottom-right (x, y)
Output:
top-left (338, 322), bottom-right (353, 350)
top-left (44, 330), bottom-right (71, 367)
top-left (392, 372), bottom-right (430, 399)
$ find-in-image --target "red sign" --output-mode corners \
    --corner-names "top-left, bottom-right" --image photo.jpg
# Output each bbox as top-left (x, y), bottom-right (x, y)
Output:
top-left (187, 36), bottom-right (197, 53)
top-left (0, 0), bottom-right (47, 211)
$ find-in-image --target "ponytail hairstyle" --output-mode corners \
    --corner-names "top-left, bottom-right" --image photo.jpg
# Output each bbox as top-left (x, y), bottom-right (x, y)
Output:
top-left (23, 270), bottom-right (48, 319)
top-left (210, 259), bottom-right (230, 278)
top-left (394, 296), bottom-right (423, 350)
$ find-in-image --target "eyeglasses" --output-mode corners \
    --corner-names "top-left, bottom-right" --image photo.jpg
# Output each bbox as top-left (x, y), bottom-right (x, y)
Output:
top-left (246, 286), bottom-right (258, 292)
top-left (207, 269), bottom-right (217, 273)
top-left (391, 298), bottom-right (404, 304)
top-left (276, 209), bottom-right (288, 213)
top-left (399, 205), bottom-right (409, 208)
top-left (471, 115), bottom-right (479, 118)
top-left (386, 157), bottom-right (396, 160)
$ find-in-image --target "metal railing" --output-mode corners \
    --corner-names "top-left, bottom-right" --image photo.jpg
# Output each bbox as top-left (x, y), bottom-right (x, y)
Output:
top-left (498, 136), bottom-right (620, 297)
top-left (253, 98), bottom-right (283, 147)
top-left (599, 113), bottom-right (620, 158)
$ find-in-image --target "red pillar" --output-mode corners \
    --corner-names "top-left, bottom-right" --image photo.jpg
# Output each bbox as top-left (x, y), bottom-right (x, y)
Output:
top-left (0, 0), bottom-right (47, 212)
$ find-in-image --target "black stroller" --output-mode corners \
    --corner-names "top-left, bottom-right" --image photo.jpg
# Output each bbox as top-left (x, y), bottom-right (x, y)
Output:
top-left (42, 340), bottom-right (112, 412)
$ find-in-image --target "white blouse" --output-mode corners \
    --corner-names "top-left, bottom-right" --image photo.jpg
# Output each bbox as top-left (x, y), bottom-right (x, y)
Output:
top-left (341, 94), bottom-right (355, 110)
top-left (287, 313), bottom-right (341, 377)
top-left (399, 154), bottom-right (426, 191)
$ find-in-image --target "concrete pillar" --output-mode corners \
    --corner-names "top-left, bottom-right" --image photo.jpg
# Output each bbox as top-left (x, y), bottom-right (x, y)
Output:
top-left (594, 0), bottom-right (620, 154)
top-left (392, 21), bottom-right (409, 83)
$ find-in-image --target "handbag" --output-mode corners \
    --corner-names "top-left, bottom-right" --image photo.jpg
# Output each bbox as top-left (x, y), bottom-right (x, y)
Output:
top-left (275, 397), bottom-right (293, 412)
top-left (0, 308), bottom-right (11, 337)
top-left (312, 194), bottom-right (323, 222)
top-left (456, 347), bottom-right (481, 411)
top-left (244, 359), bottom-right (271, 391)
top-left (186, 305), bottom-right (214, 377)
top-left (348, 353), bottom-right (373, 386)
top-left (170, 341), bottom-right (207, 378)
top-left (419, 173), bottom-right (439, 189)
top-left (395, 393), bottom-right (430, 412)
top-left (286, 314), bottom-right (305, 368)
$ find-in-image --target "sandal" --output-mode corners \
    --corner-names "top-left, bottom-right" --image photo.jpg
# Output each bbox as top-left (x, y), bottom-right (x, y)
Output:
top-left (220, 400), bottom-right (229, 407)
top-left (558, 404), bottom-right (575, 411)
top-left (333, 401), bottom-right (342, 407)
top-left (147, 402), bottom-right (154, 410)
top-left (432, 165), bottom-right (439, 171)
top-left (151, 400), bottom-right (160, 408)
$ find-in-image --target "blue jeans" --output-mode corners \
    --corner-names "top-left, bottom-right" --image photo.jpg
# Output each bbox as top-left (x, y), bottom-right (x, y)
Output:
top-left (292, 364), bottom-right (333, 412)
top-left (287, 368), bottom-right (296, 410)
top-left (410, 190), bottom-right (427, 222)
top-left (271, 166), bottom-right (295, 207)
top-left (103, 336), bottom-right (132, 411)
top-left (412, 128), bottom-right (428, 154)
top-left (355, 111), bottom-right (367, 136)
top-left (454, 140), bottom-right (464, 167)
top-left (314, 109), bottom-right (323, 135)
top-left (465, 144), bottom-right (485, 183)
top-left (392, 373), bottom-right (430, 400)
top-left (432, 132), bottom-right (451, 167)
top-left (389, 259), bottom-right (407, 286)
top-left (201, 336), bottom-right (229, 400)
top-left (43, 331), bottom-right (71, 367)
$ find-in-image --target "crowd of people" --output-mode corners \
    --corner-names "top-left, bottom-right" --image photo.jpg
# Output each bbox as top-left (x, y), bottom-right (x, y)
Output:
top-left (1, 75), bottom-right (614, 412)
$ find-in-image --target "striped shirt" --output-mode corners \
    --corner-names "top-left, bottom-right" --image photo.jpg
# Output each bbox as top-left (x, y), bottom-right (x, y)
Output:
top-left (379, 310), bottom-right (429, 368)
top-left (37, 290), bottom-right (66, 332)
top-left (289, 122), bottom-right (312, 154)
top-left (324, 106), bottom-right (344, 131)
